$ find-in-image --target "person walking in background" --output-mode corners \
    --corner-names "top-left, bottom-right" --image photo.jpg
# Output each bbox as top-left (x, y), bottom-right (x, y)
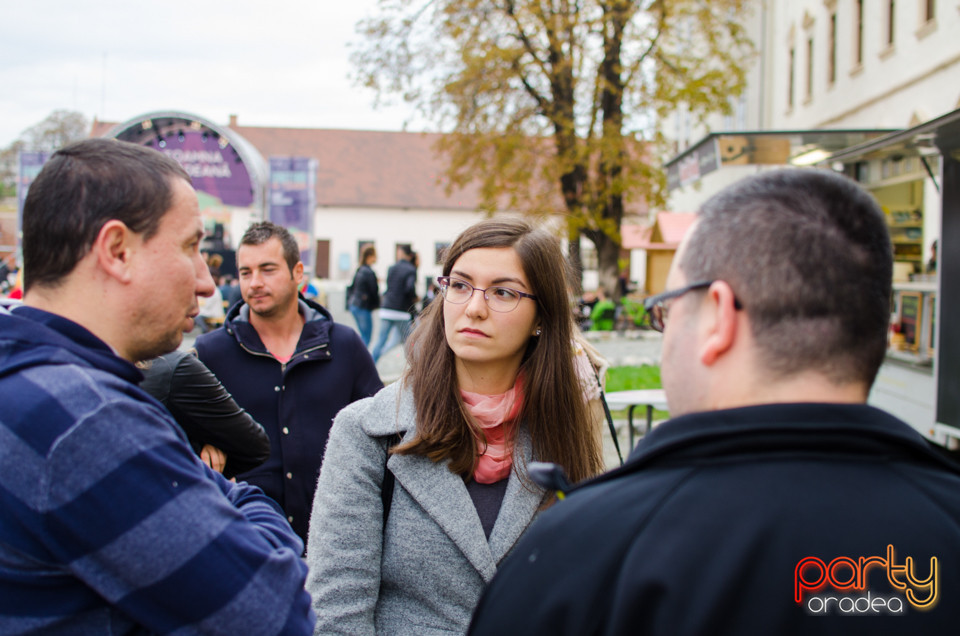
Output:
top-left (195, 221), bottom-right (382, 544)
top-left (469, 169), bottom-right (960, 635)
top-left (221, 273), bottom-right (243, 311)
top-left (0, 254), bottom-right (14, 295)
top-left (371, 244), bottom-right (417, 362)
top-left (0, 139), bottom-right (314, 634)
top-left (348, 244), bottom-right (381, 346)
top-left (306, 217), bottom-right (604, 634)
top-left (926, 238), bottom-right (938, 274)
top-left (419, 280), bottom-right (440, 315)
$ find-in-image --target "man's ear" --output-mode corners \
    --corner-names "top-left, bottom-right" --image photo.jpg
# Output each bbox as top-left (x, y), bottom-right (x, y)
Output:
top-left (700, 281), bottom-right (739, 366)
top-left (292, 261), bottom-right (305, 285)
top-left (93, 220), bottom-right (136, 284)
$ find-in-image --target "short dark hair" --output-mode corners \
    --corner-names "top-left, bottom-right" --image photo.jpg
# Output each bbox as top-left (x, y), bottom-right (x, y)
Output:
top-left (239, 221), bottom-right (300, 272)
top-left (361, 244), bottom-right (377, 264)
top-left (22, 138), bottom-right (190, 291)
top-left (680, 168), bottom-right (892, 386)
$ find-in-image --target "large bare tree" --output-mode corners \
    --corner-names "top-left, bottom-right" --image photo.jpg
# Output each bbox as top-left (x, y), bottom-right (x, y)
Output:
top-left (17, 110), bottom-right (89, 153)
top-left (354, 0), bottom-right (754, 296)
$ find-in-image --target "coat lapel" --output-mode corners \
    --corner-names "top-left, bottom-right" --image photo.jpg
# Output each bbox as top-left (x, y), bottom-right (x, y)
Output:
top-left (487, 427), bottom-right (545, 566)
top-left (388, 451), bottom-right (498, 580)
top-left (383, 388), bottom-right (546, 583)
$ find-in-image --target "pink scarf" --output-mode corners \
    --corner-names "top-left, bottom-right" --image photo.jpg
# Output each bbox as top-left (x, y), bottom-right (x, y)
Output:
top-left (461, 376), bottom-right (524, 484)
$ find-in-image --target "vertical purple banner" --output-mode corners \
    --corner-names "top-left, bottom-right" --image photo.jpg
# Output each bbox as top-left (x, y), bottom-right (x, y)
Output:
top-left (269, 157), bottom-right (317, 272)
top-left (17, 152), bottom-right (50, 256)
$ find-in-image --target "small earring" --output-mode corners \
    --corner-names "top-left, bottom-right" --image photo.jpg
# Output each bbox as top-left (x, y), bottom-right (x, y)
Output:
top-left (535, 327), bottom-right (542, 336)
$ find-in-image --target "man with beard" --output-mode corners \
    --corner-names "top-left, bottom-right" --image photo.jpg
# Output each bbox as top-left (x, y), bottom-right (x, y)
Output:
top-left (196, 221), bottom-right (382, 544)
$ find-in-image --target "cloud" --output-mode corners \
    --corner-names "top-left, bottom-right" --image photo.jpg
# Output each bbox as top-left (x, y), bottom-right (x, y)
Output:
top-left (0, 0), bottom-right (423, 147)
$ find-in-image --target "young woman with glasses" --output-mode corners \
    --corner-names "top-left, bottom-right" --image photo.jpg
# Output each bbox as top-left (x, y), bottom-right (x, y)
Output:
top-left (305, 217), bottom-right (604, 634)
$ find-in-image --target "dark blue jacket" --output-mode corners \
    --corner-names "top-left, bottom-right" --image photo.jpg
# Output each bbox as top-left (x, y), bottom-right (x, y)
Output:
top-left (470, 403), bottom-right (960, 635)
top-left (195, 296), bottom-right (383, 542)
top-left (0, 303), bottom-right (314, 634)
top-left (348, 264), bottom-right (380, 311)
top-left (381, 258), bottom-right (418, 313)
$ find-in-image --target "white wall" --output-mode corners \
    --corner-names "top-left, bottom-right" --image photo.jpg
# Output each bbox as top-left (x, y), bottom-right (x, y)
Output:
top-left (771, 0), bottom-right (960, 129)
top-left (313, 206), bottom-right (486, 294)
top-left (667, 164), bottom-right (785, 212)
top-left (308, 206), bottom-right (605, 299)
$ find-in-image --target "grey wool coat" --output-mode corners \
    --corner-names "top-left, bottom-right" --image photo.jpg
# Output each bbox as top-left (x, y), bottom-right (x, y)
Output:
top-left (305, 381), bottom-right (546, 635)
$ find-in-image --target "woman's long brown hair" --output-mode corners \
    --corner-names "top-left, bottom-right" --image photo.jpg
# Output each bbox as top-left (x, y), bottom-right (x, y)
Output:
top-left (395, 217), bottom-right (604, 485)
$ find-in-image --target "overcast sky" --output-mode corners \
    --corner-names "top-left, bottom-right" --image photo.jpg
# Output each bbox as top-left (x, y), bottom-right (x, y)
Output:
top-left (0, 0), bottom-right (423, 148)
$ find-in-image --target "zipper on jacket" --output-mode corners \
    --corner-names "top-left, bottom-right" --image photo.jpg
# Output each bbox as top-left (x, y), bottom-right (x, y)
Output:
top-left (282, 343), bottom-right (329, 373)
top-left (236, 340), bottom-right (329, 374)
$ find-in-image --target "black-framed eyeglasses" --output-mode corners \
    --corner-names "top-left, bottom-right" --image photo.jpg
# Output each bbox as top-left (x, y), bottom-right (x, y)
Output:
top-left (436, 276), bottom-right (537, 313)
top-left (643, 280), bottom-right (742, 333)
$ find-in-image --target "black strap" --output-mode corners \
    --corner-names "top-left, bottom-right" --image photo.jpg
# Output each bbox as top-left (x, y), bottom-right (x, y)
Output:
top-left (590, 364), bottom-right (623, 466)
top-left (380, 433), bottom-right (403, 527)
top-left (600, 389), bottom-right (624, 466)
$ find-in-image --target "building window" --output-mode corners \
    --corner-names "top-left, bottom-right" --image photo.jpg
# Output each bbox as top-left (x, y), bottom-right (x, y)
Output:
top-left (828, 13), bottom-right (837, 84)
top-left (915, 0), bottom-right (936, 39)
top-left (805, 37), bottom-right (814, 101)
top-left (788, 47), bottom-right (795, 108)
top-left (357, 240), bottom-right (374, 262)
top-left (887, 0), bottom-right (896, 46)
top-left (855, 0), bottom-right (864, 66)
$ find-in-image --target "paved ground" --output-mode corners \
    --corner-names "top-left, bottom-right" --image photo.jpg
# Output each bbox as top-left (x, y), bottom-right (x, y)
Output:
top-left (186, 289), bottom-right (664, 470)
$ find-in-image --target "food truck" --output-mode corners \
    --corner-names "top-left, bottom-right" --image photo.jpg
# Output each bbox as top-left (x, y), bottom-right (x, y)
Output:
top-left (827, 108), bottom-right (960, 445)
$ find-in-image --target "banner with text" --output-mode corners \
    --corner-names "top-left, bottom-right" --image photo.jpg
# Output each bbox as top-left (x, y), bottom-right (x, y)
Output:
top-left (269, 157), bottom-right (317, 274)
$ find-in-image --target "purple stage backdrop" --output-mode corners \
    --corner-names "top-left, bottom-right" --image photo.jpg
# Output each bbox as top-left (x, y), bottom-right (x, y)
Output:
top-left (159, 131), bottom-right (254, 207)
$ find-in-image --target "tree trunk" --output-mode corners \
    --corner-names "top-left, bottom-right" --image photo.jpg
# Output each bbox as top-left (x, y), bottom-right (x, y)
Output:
top-left (567, 226), bottom-right (583, 296)
top-left (597, 233), bottom-right (622, 302)
top-left (584, 226), bottom-right (622, 302)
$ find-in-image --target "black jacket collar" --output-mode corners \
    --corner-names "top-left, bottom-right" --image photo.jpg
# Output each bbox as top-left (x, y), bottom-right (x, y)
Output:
top-left (222, 294), bottom-right (333, 357)
top-left (579, 403), bottom-right (960, 492)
